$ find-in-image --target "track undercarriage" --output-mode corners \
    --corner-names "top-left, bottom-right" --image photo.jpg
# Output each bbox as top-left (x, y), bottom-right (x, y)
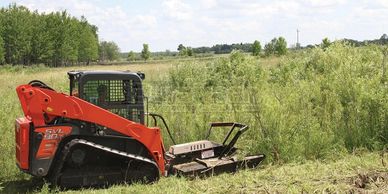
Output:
top-left (48, 138), bottom-right (159, 188)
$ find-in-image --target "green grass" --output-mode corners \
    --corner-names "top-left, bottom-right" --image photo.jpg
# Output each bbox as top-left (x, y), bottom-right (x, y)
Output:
top-left (1, 152), bottom-right (386, 193)
top-left (0, 44), bottom-right (387, 193)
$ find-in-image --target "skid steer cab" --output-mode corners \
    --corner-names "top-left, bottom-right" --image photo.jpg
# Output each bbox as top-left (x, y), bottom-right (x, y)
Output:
top-left (15, 70), bottom-right (265, 188)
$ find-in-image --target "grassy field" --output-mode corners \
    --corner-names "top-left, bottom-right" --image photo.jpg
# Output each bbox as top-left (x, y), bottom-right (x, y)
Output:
top-left (0, 44), bottom-right (387, 193)
top-left (1, 152), bottom-right (387, 193)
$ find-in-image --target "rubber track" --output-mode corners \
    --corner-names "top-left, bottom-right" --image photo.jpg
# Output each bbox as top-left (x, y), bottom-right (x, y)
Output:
top-left (50, 138), bottom-right (159, 187)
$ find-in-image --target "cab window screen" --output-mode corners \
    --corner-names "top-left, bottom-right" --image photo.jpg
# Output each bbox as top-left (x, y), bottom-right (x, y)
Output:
top-left (81, 79), bottom-right (143, 123)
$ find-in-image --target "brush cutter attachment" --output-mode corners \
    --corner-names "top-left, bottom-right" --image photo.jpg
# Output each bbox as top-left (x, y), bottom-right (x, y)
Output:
top-left (164, 122), bottom-right (265, 177)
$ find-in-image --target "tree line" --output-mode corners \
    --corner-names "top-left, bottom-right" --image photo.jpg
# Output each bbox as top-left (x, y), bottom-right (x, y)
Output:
top-left (192, 43), bottom-right (255, 54)
top-left (0, 4), bottom-right (121, 66)
top-left (178, 37), bottom-right (288, 57)
top-left (124, 38), bottom-right (287, 62)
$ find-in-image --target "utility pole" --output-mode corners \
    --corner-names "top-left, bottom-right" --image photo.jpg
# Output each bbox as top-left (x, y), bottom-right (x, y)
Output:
top-left (296, 29), bottom-right (300, 49)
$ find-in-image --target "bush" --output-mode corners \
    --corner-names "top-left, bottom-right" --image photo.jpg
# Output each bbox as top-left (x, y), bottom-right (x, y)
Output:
top-left (148, 43), bottom-right (387, 163)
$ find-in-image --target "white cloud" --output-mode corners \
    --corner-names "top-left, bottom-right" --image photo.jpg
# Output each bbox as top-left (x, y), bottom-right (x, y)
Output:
top-left (377, 0), bottom-right (388, 8)
top-left (200, 0), bottom-right (218, 9)
top-left (1, 0), bottom-right (387, 51)
top-left (132, 15), bottom-right (157, 28)
top-left (304, 0), bottom-right (347, 7)
top-left (162, 0), bottom-right (193, 21)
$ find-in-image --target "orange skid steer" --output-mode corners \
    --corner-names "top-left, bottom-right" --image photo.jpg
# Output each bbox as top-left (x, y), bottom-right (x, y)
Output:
top-left (15, 70), bottom-right (265, 188)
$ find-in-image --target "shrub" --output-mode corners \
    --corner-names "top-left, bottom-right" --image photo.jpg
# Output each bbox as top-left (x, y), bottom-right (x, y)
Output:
top-left (149, 43), bottom-right (387, 163)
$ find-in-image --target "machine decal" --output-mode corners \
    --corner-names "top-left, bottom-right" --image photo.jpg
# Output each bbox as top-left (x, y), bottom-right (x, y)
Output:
top-left (35, 126), bottom-right (72, 159)
top-left (43, 128), bottom-right (68, 140)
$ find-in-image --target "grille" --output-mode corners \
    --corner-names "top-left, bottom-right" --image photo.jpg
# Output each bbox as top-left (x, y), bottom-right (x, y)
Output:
top-left (82, 79), bottom-right (143, 123)
top-left (110, 108), bottom-right (142, 123)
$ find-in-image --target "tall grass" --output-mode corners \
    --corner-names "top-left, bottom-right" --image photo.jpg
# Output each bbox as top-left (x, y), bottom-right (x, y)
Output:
top-left (147, 43), bottom-right (388, 163)
top-left (0, 44), bottom-right (386, 185)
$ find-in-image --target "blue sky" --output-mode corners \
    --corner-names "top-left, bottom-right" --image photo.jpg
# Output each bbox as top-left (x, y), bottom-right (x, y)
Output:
top-left (1, 0), bottom-right (387, 52)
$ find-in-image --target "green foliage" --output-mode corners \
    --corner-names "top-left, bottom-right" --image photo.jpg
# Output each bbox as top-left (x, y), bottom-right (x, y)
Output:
top-left (338, 34), bottom-right (388, 47)
top-left (127, 51), bottom-right (136, 61)
top-left (0, 10), bottom-right (3, 64)
top-left (141, 43), bottom-right (151, 61)
top-left (381, 46), bottom-right (388, 83)
top-left (30, 12), bottom-right (54, 64)
top-left (264, 38), bottom-right (276, 56)
top-left (0, 36), bottom-right (4, 64)
top-left (150, 43), bottom-right (387, 163)
top-left (264, 37), bottom-right (288, 56)
top-left (193, 43), bottom-right (254, 54)
top-left (252, 40), bottom-right (261, 56)
top-left (321, 37), bottom-right (331, 50)
top-left (0, 45), bottom-right (387, 192)
top-left (56, 11), bottom-right (80, 65)
top-left (0, 4), bottom-right (100, 66)
top-left (275, 36), bottom-right (287, 55)
top-left (0, 4), bottom-right (32, 64)
top-left (177, 44), bottom-right (185, 55)
top-left (99, 41), bottom-right (120, 61)
top-left (186, 47), bottom-right (193, 56)
top-left (78, 17), bottom-right (99, 64)
top-left (177, 44), bottom-right (193, 56)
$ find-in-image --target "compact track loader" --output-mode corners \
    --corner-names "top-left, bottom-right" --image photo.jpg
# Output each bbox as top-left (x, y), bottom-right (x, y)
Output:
top-left (14, 70), bottom-right (265, 188)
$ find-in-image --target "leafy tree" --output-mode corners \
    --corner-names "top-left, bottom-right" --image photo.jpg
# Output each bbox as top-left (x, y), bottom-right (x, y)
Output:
top-left (0, 36), bottom-right (4, 64)
top-left (177, 44), bottom-right (194, 56)
top-left (177, 44), bottom-right (185, 51)
top-left (186, 47), bottom-right (193, 56)
top-left (0, 13), bottom-right (4, 64)
top-left (264, 38), bottom-right (276, 56)
top-left (252, 40), bottom-right (261, 56)
top-left (321, 37), bottom-right (331, 50)
top-left (141, 43), bottom-right (151, 61)
top-left (77, 16), bottom-right (98, 64)
top-left (62, 14), bottom-right (81, 64)
top-left (0, 4), bottom-right (100, 66)
top-left (264, 37), bottom-right (287, 56)
top-left (275, 37), bottom-right (287, 55)
top-left (30, 13), bottom-right (54, 64)
top-left (1, 4), bottom-right (33, 64)
top-left (99, 41), bottom-right (120, 61)
top-left (44, 11), bottom-right (80, 66)
top-left (127, 51), bottom-right (135, 61)
top-left (43, 12), bottom-right (61, 66)
top-left (177, 44), bottom-right (186, 56)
